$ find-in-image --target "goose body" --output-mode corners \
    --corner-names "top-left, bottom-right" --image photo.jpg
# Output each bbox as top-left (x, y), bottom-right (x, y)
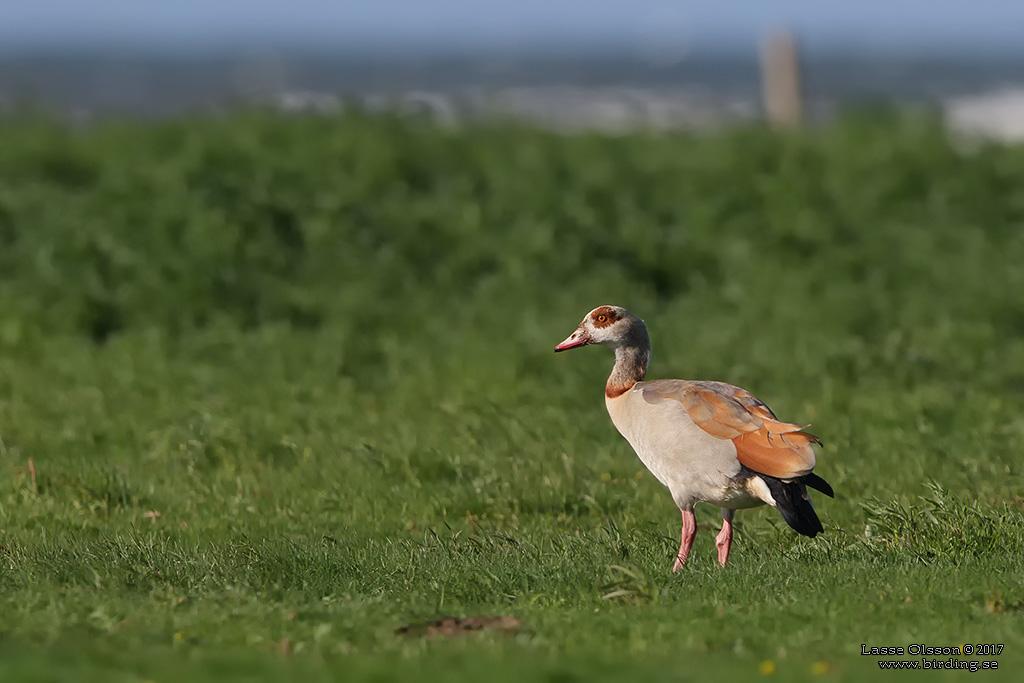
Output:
top-left (606, 382), bottom-right (764, 511)
top-left (555, 305), bottom-right (833, 570)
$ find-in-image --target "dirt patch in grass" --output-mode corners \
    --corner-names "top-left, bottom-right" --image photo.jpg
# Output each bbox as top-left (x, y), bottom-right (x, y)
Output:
top-left (395, 616), bottom-right (523, 639)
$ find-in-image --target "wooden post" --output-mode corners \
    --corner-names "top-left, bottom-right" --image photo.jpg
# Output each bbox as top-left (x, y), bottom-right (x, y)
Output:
top-left (760, 30), bottom-right (804, 129)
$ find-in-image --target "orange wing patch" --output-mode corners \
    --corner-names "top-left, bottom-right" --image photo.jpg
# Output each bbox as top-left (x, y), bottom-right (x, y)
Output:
top-left (643, 380), bottom-right (820, 480)
top-left (731, 428), bottom-right (819, 480)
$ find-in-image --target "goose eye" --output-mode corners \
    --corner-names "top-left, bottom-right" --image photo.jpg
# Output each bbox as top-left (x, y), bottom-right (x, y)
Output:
top-left (596, 314), bottom-right (607, 323)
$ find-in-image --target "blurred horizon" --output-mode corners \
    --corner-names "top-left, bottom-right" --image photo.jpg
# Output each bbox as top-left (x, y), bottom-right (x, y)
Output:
top-left (4, 0), bottom-right (1024, 57)
top-left (4, 1), bottom-right (1024, 136)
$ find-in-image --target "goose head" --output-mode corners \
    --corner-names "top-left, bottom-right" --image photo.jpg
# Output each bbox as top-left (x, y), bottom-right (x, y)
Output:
top-left (554, 305), bottom-right (647, 352)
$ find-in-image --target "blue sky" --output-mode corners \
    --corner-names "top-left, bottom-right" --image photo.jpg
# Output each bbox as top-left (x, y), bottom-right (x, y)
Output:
top-left (2, 1), bottom-right (1023, 53)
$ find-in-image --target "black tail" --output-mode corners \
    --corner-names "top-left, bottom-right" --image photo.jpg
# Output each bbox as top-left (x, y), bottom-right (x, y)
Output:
top-left (761, 474), bottom-right (834, 538)
top-left (802, 473), bottom-right (835, 498)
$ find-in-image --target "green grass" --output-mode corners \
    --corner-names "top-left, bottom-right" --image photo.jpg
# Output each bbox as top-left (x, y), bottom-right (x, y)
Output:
top-left (1, 109), bottom-right (1024, 681)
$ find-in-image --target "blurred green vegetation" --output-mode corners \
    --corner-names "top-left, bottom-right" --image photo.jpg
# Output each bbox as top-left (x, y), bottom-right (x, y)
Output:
top-left (1, 110), bottom-right (1023, 681)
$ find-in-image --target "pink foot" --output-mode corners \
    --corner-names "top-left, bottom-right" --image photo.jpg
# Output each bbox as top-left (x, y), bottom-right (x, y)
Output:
top-left (716, 510), bottom-right (734, 567)
top-left (672, 509), bottom-right (697, 572)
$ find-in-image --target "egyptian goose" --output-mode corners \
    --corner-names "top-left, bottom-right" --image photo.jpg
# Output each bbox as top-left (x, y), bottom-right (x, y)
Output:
top-left (555, 305), bottom-right (833, 570)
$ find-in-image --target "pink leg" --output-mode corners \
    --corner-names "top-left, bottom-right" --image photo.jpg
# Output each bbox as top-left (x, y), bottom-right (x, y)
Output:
top-left (672, 508), bottom-right (697, 572)
top-left (716, 509), bottom-right (734, 567)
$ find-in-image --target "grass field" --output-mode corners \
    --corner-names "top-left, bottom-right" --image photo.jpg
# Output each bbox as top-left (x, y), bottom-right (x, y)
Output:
top-left (1, 109), bottom-right (1024, 681)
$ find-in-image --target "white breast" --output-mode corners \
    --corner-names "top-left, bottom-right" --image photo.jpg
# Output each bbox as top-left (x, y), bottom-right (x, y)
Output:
top-left (605, 383), bottom-right (757, 510)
